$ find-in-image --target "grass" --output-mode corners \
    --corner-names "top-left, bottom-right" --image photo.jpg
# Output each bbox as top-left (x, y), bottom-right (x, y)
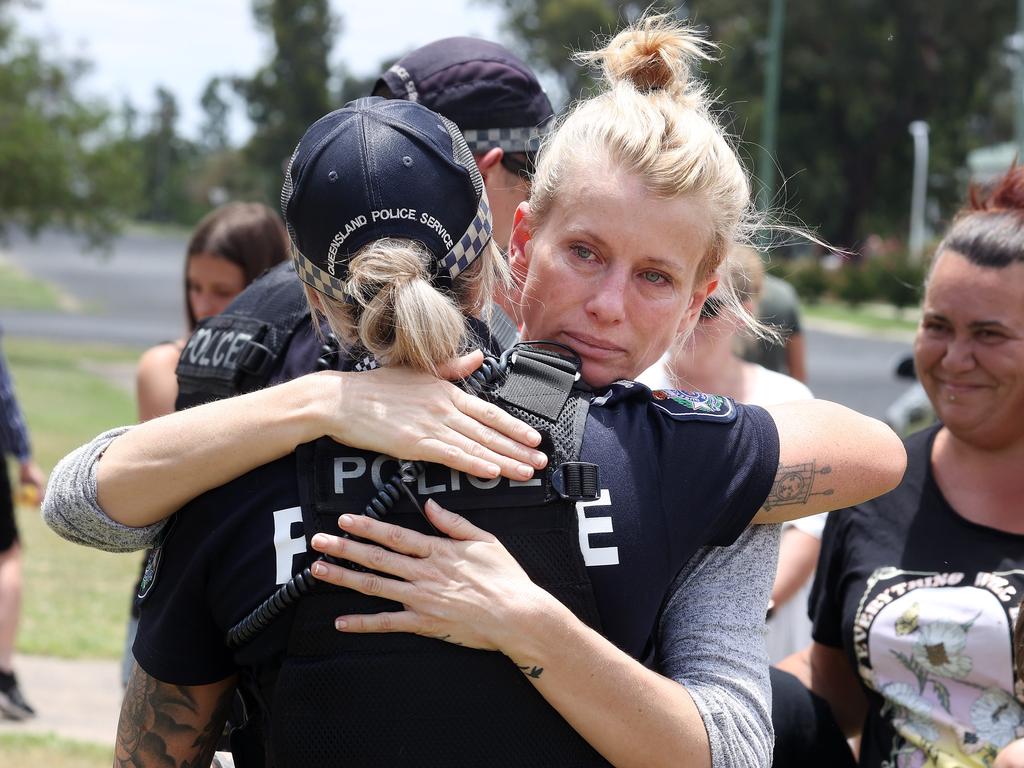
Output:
top-left (0, 732), bottom-right (112, 768)
top-left (6, 336), bottom-right (146, 659)
top-left (803, 299), bottom-right (920, 334)
top-left (0, 263), bottom-right (67, 312)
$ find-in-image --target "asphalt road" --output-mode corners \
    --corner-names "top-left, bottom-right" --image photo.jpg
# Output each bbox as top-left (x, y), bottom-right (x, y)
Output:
top-left (1, 228), bottom-right (915, 420)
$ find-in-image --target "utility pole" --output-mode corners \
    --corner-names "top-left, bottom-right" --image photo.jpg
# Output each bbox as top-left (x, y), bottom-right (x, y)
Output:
top-left (908, 121), bottom-right (929, 263)
top-left (756, 0), bottom-right (787, 211)
top-left (1016, 0), bottom-right (1024, 158)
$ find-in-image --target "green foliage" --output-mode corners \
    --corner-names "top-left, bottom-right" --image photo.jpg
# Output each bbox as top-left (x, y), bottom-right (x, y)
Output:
top-left (784, 259), bottom-right (828, 304)
top-left (487, 0), bottom-right (1016, 246)
top-left (872, 253), bottom-right (927, 312)
top-left (833, 261), bottom-right (878, 307)
top-left (5, 336), bottom-right (142, 658)
top-left (0, 9), bottom-right (140, 247)
top-left (237, 0), bottom-right (337, 202)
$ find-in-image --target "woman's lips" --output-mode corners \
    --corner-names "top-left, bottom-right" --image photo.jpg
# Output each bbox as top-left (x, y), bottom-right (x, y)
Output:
top-left (562, 332), bottom-right (624, 360)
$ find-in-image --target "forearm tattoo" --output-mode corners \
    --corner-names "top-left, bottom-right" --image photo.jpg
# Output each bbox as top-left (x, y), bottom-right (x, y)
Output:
top-left (763, 461), bottom-right (834, 510)
top-left (115, 664), bottom-right (235, 767)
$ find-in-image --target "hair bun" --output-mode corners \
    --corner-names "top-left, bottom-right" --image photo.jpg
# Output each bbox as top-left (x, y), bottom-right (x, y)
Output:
top-left (579, 14), bottom-right (715, 99)
top-left (971, 164), bottom-right (1024, 213)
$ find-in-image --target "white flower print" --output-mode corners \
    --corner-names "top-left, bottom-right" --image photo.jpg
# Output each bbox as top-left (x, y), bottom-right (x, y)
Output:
top-left (882, 682), bottom-right (939, 743)
top-left (969, 688), bottom-right (1024, 749)
top-left (911, 621), bottom-right (973, 679)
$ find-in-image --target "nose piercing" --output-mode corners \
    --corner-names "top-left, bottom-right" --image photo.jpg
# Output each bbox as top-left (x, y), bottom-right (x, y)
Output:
top-left (948, 394), bottom-right (956, 402)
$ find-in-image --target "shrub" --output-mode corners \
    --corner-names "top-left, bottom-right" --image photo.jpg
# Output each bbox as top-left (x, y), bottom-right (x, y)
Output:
top-left (785, 260), bottom-right (829, 304)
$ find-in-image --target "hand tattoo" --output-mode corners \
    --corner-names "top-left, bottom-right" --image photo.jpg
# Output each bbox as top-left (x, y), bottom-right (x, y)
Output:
top-left (517, 664), bottom-right (544, 679)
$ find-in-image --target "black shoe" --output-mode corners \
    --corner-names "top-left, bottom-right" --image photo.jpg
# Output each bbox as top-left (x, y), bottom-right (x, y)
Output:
top-left (0, 669), bottom-right (35, 720)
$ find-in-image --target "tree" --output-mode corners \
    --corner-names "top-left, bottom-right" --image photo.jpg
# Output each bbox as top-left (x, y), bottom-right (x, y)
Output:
top-left (235, 0), bottom-right (337, 203)
top-left (199, 76), bottom-right (231, 154)
top-left (0, 5), bottom-right (140, 247)
top-left (487, 0), bottom-right (1016, 248)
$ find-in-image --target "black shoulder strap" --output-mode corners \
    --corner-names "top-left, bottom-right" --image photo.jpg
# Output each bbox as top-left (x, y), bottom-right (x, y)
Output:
top-left (175, 261), bottom-right (310, 409)
top-left (492, 344), bottom-right (599, 502)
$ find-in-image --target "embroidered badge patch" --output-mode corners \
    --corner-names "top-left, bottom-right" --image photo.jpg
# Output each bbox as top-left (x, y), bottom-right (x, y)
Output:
top-left (136, 516), bottom-right (177, 603)
top-left (649, 388), bottom-right (736, 422)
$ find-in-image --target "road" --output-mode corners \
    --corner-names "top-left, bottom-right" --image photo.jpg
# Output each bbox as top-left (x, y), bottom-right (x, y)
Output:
top-left (1, 228), bottom-right (915, 420)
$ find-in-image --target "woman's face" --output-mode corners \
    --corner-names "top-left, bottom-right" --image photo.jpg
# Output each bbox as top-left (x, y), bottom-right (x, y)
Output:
top-left (510, 163), bottom-right (717, 387)
top-left (186, 252), bottom-right (247, 323)
top-left (914, 250), bottom-right (1024, 449)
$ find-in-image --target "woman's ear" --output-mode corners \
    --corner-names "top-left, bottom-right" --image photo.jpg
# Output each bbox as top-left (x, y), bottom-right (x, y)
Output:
top-left (677, 275), bottom-right (719, 335)
top-left (508, 202), bottom-right (533, 285)
top-left (475, 147), bottom-right (504, 182)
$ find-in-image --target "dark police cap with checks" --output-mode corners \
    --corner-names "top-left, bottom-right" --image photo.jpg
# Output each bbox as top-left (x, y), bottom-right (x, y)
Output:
top-left (281, 97), bottom-right (492, 301)
top-left (375, 37), bottom-right (553, 155)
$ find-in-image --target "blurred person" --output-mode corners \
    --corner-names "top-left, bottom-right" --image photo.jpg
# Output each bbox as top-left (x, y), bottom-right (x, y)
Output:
top-left (123, 202), bottom-right (290, 686)
top-left (638, 246), bottom-right (821, 664)
top-left (780, 166), bottom-right (1024, 767)
top-left (50, 18), bottom-right (906, 768)
top-left (136, 202), bottom-right (290, 420)
top-left (0, 327), bottom-right (45, 719)
top-left (743, 271), bottom-right (808, 382)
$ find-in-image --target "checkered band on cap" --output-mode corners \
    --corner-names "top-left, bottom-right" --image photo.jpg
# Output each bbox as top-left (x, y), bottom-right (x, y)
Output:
top-left (293, 250), bottom-right (349, 302)
top-left (436, 115), bottom-right (492, 280)
top-left (462, 124), bottom-right (549, 155)
top-left (438, 194), bottom-right (491, 280)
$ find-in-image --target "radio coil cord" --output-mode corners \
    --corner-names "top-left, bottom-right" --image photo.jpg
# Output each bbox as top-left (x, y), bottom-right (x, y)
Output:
top-left (226, 349), bottom-right (517, 649)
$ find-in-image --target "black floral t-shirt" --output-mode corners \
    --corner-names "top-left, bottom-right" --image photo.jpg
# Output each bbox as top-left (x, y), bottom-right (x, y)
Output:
top-left (811, 425), bottom-right (1024, 767)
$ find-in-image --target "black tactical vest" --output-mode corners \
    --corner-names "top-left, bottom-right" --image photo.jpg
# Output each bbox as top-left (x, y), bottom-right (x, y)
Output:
top-left (175, 262), bottom-right (314, 410)
top-left (255, 348), bottom-right (609, 767)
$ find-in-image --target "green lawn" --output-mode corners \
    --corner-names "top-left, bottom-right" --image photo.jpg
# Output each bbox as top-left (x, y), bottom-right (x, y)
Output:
top-left (803, 299), bottom-right (920, 334)
top-left (0, 732), bottom-right (112, 768)
top-left (0, 262), bottom-right (67, 312)
top-left (5, 337), bottom-right (146, 659)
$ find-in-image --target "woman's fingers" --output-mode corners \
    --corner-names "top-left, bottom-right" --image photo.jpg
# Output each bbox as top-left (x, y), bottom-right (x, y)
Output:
top-left (453, 387), bottom-right (544, 451)
top-left (310, 558), bottom-right (415, 604)
top-left (311, 532), bottom-right (419, 579)
top-left (334, 610), bottom-right (424, 635)
top-left (424, 499), bottom-right (495, 543)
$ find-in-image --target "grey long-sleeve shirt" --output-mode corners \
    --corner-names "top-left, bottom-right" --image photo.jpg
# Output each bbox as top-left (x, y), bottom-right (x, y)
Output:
top-left (43, 427), bottom-right (778, 767)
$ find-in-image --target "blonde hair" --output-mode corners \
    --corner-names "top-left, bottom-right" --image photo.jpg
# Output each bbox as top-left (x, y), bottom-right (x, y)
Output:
top-left (302, 238), bottom-right (507, 376)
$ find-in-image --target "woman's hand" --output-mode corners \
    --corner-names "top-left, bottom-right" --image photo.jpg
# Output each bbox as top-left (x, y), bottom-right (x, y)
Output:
top-left (315, 350), bottom-right (547, 482)
top-left (995, 738), bottom-right (1024, 768)
top-left (309, 499), bottom-right (558, 652)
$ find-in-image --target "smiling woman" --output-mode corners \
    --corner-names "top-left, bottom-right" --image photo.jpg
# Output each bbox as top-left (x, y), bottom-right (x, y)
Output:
top-left (780, 165), bottom-right (1024, 767)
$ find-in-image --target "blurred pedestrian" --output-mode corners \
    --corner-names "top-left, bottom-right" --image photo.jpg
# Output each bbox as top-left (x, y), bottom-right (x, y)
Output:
top-left (0, 327), bottom-right (45, 720)
top-left (135, 202), bottom-right (290, 421)
top-left (743, 271), bottom-right (808, 382)
top-left (780, 165), bottom-right (1024, 766)
top-left (124, 202), bottom-right (290, 685)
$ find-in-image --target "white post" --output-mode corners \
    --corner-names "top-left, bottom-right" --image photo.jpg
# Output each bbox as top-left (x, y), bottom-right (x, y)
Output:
top-left (908, 121), bottom-right (929, 263)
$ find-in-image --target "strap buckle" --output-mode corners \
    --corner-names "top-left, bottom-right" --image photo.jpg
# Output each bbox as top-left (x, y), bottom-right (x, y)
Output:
top-left (551, 462), bottom-right (600, 502)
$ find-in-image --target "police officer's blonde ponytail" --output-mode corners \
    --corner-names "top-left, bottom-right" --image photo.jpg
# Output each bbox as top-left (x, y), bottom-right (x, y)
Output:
top-left (305, 238), bottom-right (494, 376)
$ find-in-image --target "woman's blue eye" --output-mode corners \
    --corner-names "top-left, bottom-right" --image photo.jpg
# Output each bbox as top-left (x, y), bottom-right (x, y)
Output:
top-left (571, 245), bottom-right (595, 261)
top-left (641, 271), bottom-right (666, 284)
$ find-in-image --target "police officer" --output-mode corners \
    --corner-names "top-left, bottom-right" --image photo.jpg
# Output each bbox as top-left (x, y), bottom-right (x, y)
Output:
top-left (114, 89), bottom-right (904, 768)
top-left (174, 37), bottom-right (550, 411)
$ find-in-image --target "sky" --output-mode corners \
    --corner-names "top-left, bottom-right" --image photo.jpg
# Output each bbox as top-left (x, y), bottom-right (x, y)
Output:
top-left (15, 0), bottom-right (505, 142)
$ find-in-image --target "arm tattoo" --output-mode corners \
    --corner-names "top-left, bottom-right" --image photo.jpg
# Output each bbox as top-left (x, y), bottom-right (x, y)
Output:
top-left (115, 664), bottom-right (236, 767)
top-left (763, 461), bottom-right (834, 510)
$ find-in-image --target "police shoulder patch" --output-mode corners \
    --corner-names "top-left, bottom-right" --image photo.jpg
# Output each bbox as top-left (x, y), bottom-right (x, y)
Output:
top-left (136, 515), bottom-right (178, 604)
top-left (648, 388), bottom-right (737, 423)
